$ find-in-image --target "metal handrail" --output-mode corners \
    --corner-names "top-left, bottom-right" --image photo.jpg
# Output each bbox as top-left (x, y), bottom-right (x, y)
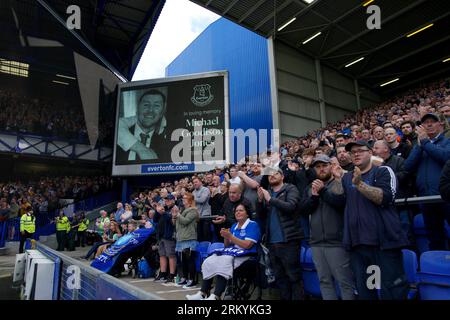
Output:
top-left (395, 195), bottom-right (444, 205)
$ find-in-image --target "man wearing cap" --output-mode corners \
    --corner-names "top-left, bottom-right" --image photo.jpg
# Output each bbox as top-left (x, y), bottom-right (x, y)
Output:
top-left (404, 113), bottom-right (450, 250)
top-left (339, 140), bottom-right (409, 300)
top-left (300, 155), bottom-right (355, 300)
top-left (256, 168), bottom-right (303, 300)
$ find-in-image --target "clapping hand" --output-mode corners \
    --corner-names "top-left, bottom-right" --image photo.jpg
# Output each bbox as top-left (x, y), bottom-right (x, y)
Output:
top-left (257, 187), bottom-right (271, 202)
top-left (171, 205), bottom-right (179, 219)
top-left (331, 164), bottom-right (344, 180)
top-left (352, 167), bottom-right (363, 186)
top-left (311, 179), bottom-right (325, 196)
top-left (416, 125), bottom-right (428, 145)
top-left (212, 215), bottom-right (226, 224)
top-left (220, 228), bottom-right (232, 240)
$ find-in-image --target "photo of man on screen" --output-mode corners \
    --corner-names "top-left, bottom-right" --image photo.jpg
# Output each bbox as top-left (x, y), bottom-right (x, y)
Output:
top-left (116, 88), bottom-right (173, 164)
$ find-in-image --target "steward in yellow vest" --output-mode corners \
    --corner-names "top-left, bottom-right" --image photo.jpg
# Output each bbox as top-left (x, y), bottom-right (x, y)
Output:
top-left (55, 210), bottom-right (69, 251)
top-left (77, 212), bottom-right (89, 247)
top-left (19, 209), bottom-right (35, 254)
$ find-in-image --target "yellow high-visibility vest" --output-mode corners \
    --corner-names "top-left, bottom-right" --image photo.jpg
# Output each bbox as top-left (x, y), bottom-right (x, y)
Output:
top-left (20, 213), bottom-right (35, 233)
top-left (56, 216), bottom-right (69, 232)
top-left (78, 219), bottom-right (89, 232)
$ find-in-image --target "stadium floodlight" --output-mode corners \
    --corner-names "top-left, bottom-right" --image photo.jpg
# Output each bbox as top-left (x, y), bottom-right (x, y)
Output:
top-left (443, 58), bottom-right (450, 63)
top-left (302, 32), bottom-right (322, 45)
top-left (380, 78), bottom-right (399, 87)
top-left (345, 57), bottom-right (365, 68)
top-left (303, 0), bottom-right (315, 4)
top-left (52, 80), bottom-right (69, 85)
top-left (406, 24), bottom-right (433, 38)
top-left (362, 0), bottom-right (375, 7)
top-left (56, 74), bottom-right (76, 80)
top-left (278, 17), bottom-right (296, 32)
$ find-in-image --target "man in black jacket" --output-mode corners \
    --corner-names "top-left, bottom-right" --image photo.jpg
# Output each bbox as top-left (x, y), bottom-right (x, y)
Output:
top-left (212, 183), bottom-right (251, 229)
top-left (300, 155), bottom-right (355, 300)
top-left (440, 159), bottom-right (450, 202)
top-left (256, 168), bottom-right (303, 300)
top-left (373, 140), bottom-right (415, 239)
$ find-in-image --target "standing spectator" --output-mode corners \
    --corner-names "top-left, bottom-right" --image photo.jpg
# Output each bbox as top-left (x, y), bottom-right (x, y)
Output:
top-left (372, 126), bottom-right (385, 142)
top-left (300, 155), bottom-right (355, 300)
top-left (385, 128), bottom-right (412, 159)
top-left (9, 198), bottom-right (19, 219)
top-left (440, 159), bottom-right (450, 202)
top-left (336, 145), bottom-right (355, 172)
top-left (256, 168), bottom-right (303, 300)
top-left (341, 141), bottom-right (408, 300)
top-left (0, 201), bottom-right (10, 222)
top-left (400, 121), bottom-right (418, 148)
top-left (226, 166), bottom-right (242, 185)
top-left (192, 177), bottom-right (212, 242)
top-left (154, 201), bottom-right (177, 283)
top-left (404, 113), bottom-right (450, 250)
top-left (372, 140), bottom-right (413, 237)
top-left (114, 202), bottom-right (125, 222)
top-left (172, 192), bottom-right (199, 288)
top-left (213, 184), bottom-right (251, 229)
top-left (240, 163), bottom-right (263, 212)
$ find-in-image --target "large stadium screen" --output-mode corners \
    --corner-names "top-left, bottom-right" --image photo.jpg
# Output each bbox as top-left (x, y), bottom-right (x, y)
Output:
top-left (112, 71), bottom-right (229, 176)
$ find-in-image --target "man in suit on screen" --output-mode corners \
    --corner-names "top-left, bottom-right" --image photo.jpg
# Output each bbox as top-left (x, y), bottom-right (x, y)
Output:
top-left (116, 89), bottom-right (173, 164)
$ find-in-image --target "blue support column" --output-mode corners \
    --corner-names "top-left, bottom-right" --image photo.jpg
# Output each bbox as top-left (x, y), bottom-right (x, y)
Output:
top-left (121, 179), bottom-right (128, 204)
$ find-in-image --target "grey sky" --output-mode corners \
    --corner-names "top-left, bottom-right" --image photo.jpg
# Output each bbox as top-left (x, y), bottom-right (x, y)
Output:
top-left (132, 0), bottom-right (219, 81)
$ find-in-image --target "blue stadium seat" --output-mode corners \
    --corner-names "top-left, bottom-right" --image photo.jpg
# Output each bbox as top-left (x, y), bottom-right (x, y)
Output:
top-left (402, 249), bottom-right (418, 299)
top-left (417, 251), bottom-right (450, 300)
top-left (413, 214), bottom-right (430, 253)
top-left (194, 241), bottom-right (211, 272)
top-left (207, 242), bottom-right (225, 255)
top-left (301, 247), bottom-right (321, 298)
top-left (300, 246), bottom-right (306, 264)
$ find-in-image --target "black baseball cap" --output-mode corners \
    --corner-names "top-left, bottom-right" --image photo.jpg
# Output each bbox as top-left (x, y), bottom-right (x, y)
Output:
top-left (420, 113), bottom-right (439, 123)
top-left (311, 155), bottom-right (332, 167)
top-left (345, 140), bottom-right (372, 152)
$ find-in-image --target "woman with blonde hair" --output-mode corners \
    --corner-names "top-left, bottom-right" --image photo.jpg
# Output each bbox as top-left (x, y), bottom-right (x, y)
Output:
top-left (172, 192), bottom-right (199, 288)
top-left (95, 221), bottom-right (122, 257)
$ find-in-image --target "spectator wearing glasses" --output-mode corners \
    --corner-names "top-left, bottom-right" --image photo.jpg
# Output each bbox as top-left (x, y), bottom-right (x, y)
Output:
top-left (338, 140), bottom-right (409, 300)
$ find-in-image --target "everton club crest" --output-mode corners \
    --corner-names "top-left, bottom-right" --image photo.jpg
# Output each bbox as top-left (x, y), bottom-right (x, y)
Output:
top-left (191, 84), bottom-right (214, 107)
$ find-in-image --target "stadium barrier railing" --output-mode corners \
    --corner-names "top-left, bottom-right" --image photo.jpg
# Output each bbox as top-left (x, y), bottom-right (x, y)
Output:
top-left (33, 241), bottom-right (162, 300)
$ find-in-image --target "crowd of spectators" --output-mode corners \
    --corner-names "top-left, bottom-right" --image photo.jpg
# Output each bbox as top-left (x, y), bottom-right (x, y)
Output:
top-left (0, 175), bottom-right (117, 223)
top-left (86, 78), bottom-right (450, 300)
top-left (0, 89), bottom-right (115, 145)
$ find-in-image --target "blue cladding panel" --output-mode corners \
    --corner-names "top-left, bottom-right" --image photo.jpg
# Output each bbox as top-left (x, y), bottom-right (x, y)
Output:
top-left (166, 18), bottom-right (273, 139)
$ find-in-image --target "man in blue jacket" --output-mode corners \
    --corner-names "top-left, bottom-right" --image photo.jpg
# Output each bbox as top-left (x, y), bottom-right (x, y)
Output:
top-left (404, 113), bottom-right (450, 250)
top-left (340, 141), bottom-right (409, 300)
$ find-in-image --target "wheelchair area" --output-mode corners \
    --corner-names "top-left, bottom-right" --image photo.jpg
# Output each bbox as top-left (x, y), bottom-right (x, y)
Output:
top-left (52, 239), bottom-right (281, 300)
